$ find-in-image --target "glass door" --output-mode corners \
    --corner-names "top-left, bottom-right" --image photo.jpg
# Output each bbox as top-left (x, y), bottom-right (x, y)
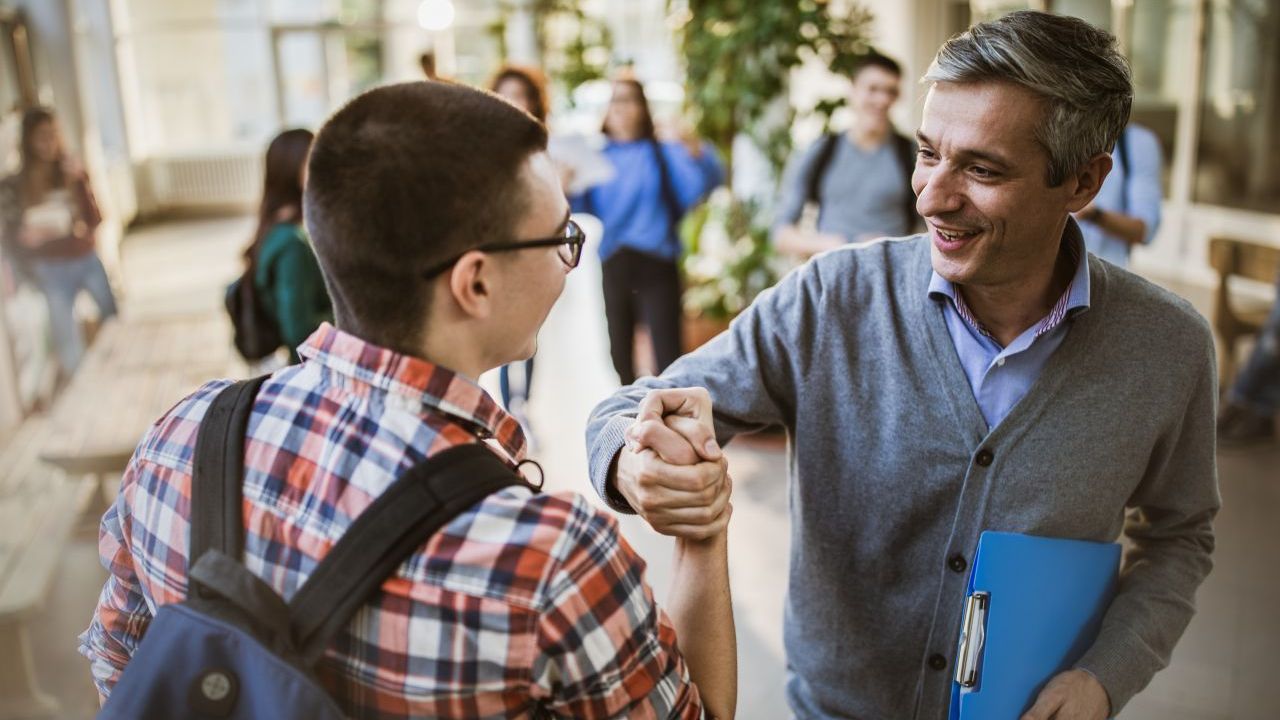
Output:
top-left (271, 25), bottom-right (384, 129)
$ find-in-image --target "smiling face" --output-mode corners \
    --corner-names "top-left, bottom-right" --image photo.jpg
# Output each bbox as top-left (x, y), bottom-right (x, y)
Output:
top-left (604, 81), bottom-right (648, 140)
top-left (913, 80), bottom-right (1096, 293)
top-left (849, 65), bottom-right (901, 131)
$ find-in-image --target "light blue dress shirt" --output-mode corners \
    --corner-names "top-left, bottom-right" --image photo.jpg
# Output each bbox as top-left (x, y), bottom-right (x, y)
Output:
top-left (1079, 124), bottom-right (1163, 268)
top-left (928, 223), bottom-right (1092, 429)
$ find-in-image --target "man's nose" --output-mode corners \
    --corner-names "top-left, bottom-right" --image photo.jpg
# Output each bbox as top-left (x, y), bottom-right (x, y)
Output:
top-left (914, 165), bottom-right (964, 219)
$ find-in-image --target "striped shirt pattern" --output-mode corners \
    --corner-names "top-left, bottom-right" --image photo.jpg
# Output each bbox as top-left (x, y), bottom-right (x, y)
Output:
top-left (78, 323), bottom-right (702, 718)
top-left (948, 237), bottom-right (1084, 341)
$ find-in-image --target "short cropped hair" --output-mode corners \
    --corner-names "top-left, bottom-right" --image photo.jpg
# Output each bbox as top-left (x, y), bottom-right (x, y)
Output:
top-left (852, 51), bottom-right (902, 80)
top-left (304, 81), bottom-right (548, 353)
top-left (923, 10), bottom-right (1132, 186)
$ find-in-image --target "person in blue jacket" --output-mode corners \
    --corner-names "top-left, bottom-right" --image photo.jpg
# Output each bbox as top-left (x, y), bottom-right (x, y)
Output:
top-left (573, 79), bottom-right (724, 385)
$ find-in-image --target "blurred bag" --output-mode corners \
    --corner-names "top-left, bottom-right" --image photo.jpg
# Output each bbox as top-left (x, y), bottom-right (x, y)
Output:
top-left (225, 269), bottom-right (281, 361)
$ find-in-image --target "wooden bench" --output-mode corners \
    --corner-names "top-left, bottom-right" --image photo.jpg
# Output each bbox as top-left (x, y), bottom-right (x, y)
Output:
top-left (1208, 237), bottom-right (1280, 387)
top-left (0, 417), bottom-right (95, 720)
top-left (40, 313), bottom-right (244, 482)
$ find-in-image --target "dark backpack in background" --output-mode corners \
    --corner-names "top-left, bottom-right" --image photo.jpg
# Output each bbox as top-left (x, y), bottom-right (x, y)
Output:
top-left (98, 377), bottom-right (535, 719)
top-left (225, 268), bottom-right (282, 361)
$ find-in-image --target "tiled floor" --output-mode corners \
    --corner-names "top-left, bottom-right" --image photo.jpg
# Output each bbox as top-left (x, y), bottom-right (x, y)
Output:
top-left (23, 216), bottom-right (1280, 719)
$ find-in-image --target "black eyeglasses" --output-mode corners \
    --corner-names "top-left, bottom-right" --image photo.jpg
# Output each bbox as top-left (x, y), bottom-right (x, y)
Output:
top-left (421, 218), bottom-right (586, 279)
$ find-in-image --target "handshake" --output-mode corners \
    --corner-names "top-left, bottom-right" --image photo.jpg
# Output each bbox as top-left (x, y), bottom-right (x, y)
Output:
top-left (615, 387), bottom-right (733, 540)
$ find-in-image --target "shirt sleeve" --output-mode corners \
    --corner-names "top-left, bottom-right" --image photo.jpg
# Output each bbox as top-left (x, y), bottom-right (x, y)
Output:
top-left (77, 458), bottom-right (159, 698)
top-left (663, 142), bottom-right (724, 213)
top-left (1122, 126), bottom-right (1164, 246)
top-left (587, 257), bottom-right (815, 511)
top-left (531, 502), bottom-right (703, 719)
top-left (771, 140), bottom-right (822, 232)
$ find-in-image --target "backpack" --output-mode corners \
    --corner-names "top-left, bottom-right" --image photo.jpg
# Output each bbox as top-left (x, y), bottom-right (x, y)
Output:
top-left (805, 130), bottom-right (921, 235)
top-left (98, 377), bottom-right (536, 719)
top-left (225, 268), bottom-right (282, 362)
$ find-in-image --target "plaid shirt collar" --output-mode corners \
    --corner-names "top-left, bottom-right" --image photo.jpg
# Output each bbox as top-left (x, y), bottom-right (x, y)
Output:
top-left (297, 323), bottom-right (527, 461)
top-left (928, 219), bottom-right (1092, 342)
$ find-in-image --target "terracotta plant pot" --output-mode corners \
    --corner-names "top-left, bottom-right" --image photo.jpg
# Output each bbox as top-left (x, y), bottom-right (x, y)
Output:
top-left (682, 312), bottom-right (731, 353)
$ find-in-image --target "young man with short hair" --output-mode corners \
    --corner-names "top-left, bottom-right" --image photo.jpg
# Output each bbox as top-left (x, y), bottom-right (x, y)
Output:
top-left (81, 81), bottom-right (736, 719)
top-left (772, 52), bottom-right (920, 257)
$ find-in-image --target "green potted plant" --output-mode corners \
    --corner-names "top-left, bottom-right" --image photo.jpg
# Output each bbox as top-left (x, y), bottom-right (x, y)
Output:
top-left (670, 0), bottom-right (873, 348)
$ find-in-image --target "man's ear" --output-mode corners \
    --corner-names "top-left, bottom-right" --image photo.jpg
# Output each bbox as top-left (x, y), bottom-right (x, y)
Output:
top-left (1065, 152), bottom-right (1113, 214)
top-left (446, 251), bottom-right (493, 320)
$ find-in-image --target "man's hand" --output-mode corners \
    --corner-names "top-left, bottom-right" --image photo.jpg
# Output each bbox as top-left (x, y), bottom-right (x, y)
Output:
top-left (1021, 669), bottom-right (1111, 720)
top-left (613, 388), bottom-right (730, 540)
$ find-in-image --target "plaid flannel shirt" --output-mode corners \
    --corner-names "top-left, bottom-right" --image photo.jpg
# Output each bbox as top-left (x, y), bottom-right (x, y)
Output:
top-left (79, 323), bottom-right (703, 718)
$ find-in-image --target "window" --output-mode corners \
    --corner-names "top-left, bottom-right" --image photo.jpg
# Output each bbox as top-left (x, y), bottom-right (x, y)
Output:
top-left (121, 27), bottom-right (277, 153)
top-left (1193, 0), bottom-right (1280, 213)
top-left (116, 0), bottom-right (390, 154)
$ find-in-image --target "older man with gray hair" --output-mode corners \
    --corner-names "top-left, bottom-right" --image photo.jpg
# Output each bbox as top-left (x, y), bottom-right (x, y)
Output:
top-left (586, 10), bottom-right (1218, 720)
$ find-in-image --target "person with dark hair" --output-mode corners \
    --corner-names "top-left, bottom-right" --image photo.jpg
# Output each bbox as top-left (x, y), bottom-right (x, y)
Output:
top-left (574, 78), bottom-right (724, 385)
top-left (81, 81), bottom-right (736, 719)
top-left (772, 51), bottom-right (921, 257)
top-left (589, 11), bottom-right (1217, 720)
top-left (0, 107), bottom-right (117, 375)
top-left (490, 64), bottom-right (548, 123)
top-left (241, 128), bottom-right (330, 364)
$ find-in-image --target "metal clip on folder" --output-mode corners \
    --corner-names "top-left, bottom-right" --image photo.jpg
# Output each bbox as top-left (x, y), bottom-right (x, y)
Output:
top-left (954, 591), bottom-right (989, 687)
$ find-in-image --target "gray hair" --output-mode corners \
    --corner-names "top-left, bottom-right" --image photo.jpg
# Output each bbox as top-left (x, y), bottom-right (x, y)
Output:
top-left (923, 10), bottom-right (1132, 186)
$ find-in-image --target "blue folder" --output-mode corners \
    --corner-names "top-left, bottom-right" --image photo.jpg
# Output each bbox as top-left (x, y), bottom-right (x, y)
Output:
top-left (948, 531), bottom-right (1120, 720)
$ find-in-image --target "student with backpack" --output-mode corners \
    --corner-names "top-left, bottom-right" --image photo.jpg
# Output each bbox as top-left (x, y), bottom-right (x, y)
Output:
top-left (80, 81), bottom-right (736, 719)
top-left (772, 52), bottom-right (921, 258)
top-left (226, 128), bottom-right (331, 365)
top-left (574, 78), bottom-right (724, 385)
top-left (1072, 122), bottom-right (1163, 269)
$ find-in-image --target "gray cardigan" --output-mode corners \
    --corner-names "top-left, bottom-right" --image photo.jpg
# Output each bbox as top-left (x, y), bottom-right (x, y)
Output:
top-left (586, 234), bottom-right (1219, 719)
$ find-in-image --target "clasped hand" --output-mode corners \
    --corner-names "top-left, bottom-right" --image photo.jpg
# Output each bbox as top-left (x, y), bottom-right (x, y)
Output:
top-left (614, 388), bottom-right (732, 540)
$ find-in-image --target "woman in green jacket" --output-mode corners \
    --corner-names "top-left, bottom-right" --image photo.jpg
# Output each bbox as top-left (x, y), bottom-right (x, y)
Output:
top-left (245, 128), bottom-right (331, 364)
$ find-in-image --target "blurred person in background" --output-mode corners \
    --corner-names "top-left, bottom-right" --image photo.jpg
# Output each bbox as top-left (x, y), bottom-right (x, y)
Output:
top-left (419, 51), bottom-right (438, 81)
top-left (1217, 279), bottom-right (1280, 446)
top-left (572, 78), bottom-right (723, 385)
top-left (1074, 122), bottom-right (1163, 269)
top-left (0, 107), bottom-right (117, 378)
top-left (244, 128), bottom-right (331, 365)
top-left (772, 52), bottom-right (920, 258)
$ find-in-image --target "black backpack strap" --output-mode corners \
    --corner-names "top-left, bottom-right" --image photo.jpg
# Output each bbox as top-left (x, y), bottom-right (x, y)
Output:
top-left (189, 375), bottom-right (270, 593)
top-left (805, 132), bottom-right (841, 206)
top-left (288, 443), bottom-right (536, 666)
top-left (892, 131), bottom-right (921, 234)
top-left (649, 138), bottom-right (684, 233)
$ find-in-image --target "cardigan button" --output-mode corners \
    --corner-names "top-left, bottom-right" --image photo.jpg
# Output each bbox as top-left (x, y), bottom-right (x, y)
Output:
top-left (975, 449), bottom-right (994, 467)
top-left (948, 554), bottom-right (967, 573)
top-left (928, 653), bottom-right (948, 671)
